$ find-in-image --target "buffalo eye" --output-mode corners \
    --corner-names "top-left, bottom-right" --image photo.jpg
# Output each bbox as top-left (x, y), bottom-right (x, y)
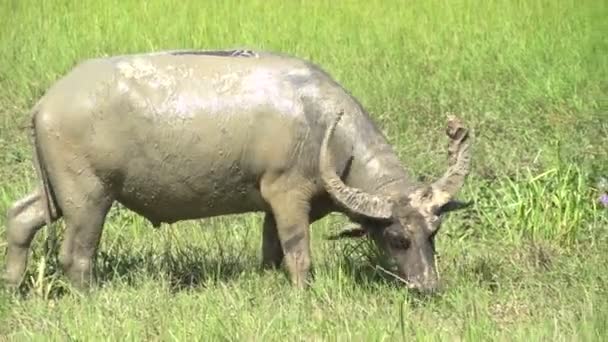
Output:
top-left (385, 229), bottom-right (410, 250)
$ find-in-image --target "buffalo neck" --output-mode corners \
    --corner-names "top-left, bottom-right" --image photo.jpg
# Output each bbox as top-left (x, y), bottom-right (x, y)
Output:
top-left (339, 108), bottom-right (418, 199)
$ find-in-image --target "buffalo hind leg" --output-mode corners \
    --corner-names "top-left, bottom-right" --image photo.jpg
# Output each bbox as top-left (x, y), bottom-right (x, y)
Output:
top-left (55, 178), bottom-right (113, 290)
top-left (3, 189), bottom-right (61, 287)
top-left (261, 213), bottom-right (284, 269)
top-left (261, 175), bottom-right (313, 288)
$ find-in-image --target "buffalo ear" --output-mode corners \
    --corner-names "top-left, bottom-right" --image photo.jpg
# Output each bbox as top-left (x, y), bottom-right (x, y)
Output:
top-left (326, 224), bottom-right (367, 240)
top-left (437, 199), bottom-right (473, 214)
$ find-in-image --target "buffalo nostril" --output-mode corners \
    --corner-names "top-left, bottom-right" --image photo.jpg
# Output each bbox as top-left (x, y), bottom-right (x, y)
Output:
top-left (406, 279), bottom-right (441, 295)
top-left (413, 284), bottom-right (440, 295)
top-left (421, 285), bottom-right (440, 295)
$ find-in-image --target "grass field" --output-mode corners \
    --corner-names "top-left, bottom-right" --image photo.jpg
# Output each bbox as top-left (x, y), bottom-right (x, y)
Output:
top-left (1, 0), bottom-right (607, 340)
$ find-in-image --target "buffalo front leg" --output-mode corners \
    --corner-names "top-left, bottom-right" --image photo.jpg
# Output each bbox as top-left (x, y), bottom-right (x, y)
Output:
top-left (261, 176), bottom-right (313, 288)
top-left (3, 190), bottom-right (60, 288)
top-left (261, 213), bottom-right (284, 269)
top-left (275, 209), bottom-right (312, 288)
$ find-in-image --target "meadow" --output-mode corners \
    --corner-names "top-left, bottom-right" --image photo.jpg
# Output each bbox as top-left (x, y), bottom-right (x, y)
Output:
top-left (0, 0), bottom-right (607, 340)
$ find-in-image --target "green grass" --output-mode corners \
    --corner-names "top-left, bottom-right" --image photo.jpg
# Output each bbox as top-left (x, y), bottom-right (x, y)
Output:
top-left (1, 0), bottom-right (607, 340)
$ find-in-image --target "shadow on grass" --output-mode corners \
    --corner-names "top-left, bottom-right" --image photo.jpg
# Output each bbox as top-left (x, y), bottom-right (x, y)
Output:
top-left (10, 245), bottom-right (414, 300)
top-left (7, 235), bottom-right (565, 301)
top-left (7, 245), bottom-right (254, 299)
top-left (95, 246), bottom-right (254, 292)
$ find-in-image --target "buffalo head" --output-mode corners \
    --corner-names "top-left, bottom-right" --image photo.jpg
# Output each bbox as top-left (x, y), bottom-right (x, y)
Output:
top-left (320, 112), bottom-right (472, 294)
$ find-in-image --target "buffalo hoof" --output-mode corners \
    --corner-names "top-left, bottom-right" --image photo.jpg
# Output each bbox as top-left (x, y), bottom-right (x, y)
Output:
top-left (0, 274), bottom-right (21, 294)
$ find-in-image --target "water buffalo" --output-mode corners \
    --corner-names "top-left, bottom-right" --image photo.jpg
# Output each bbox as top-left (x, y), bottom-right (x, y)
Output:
top-left (3, 49), bottom-right (472, 293)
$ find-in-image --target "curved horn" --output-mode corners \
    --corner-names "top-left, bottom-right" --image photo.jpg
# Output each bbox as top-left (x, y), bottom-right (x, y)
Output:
top-left (319, 110), bottom-right (393, 219)
top-left (432, 115), bottom-right (472, 200)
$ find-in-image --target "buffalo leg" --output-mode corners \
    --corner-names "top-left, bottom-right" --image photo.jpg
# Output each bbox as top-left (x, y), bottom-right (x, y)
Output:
top-left (261, 175), bottom-right (313, 288)
top-left (259, 199), bottom-right (330, 272)
top-left (261, 212), bottom-right (284, 269)
top-left (55, 176), bottom-right (112, 290)
top-left (3, 189), bottom-right (60, 287)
